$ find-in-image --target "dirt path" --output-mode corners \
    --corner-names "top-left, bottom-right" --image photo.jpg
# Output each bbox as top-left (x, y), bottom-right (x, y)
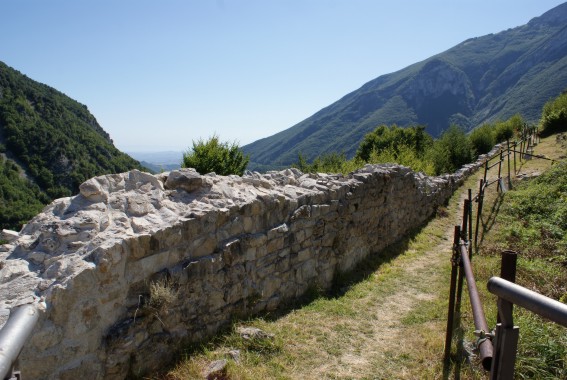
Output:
top-left (294, 187), bottom-right (473, 379)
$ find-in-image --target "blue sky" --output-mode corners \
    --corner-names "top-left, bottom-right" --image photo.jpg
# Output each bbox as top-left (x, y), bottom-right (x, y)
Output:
top-left (1, 1), bottom-right (565, 152)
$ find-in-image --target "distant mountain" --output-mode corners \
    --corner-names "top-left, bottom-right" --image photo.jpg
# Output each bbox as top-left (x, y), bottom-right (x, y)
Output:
top-left (243, 2), bottom-right (567, 171)
top-left (127, 151), bottom-right (183, 173)
top-left (0, 61), bottom-right (143, 229)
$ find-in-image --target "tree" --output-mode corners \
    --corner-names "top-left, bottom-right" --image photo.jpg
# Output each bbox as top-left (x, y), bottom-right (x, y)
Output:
top-left (182, 135), bottom-right (249, 176)
top-left (469, 123), bottom-right (495, 155)
top-left (427, 125), bottom-right (473, 175)
top-left (539, 91), bottom-right (567, 137)
top-left (355, 124), bottom-right (433, 162)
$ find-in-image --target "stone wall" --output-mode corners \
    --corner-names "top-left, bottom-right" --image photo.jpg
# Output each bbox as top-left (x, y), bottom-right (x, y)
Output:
top-left (0, 156), bottom-right (490, 379)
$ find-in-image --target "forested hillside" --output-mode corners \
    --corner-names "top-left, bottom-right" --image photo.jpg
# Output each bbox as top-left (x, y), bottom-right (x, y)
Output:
top-left (243, 2), bottom-right (567, 170)
top-left (0, 61), bottom-right (143, 229)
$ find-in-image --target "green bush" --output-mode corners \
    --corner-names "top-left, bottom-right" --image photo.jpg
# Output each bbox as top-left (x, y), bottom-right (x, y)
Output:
top-left (469, 123), bottom-right (496, 155)
top-left (367, 145), bottom-right (435, 175)
top-left (182, 135), bottom-right (250, 176)
top-left (539, 92), bottom-right (567, 136)
top-left (539, 92), bottom-right (567, 137)
top-left (427, 125), bottom-right (473, 175)
top-left (494, 118), bottom-right (517, 142)
top-left (355, 125), bottom-right (432, 162)
top-left (293, 152), bottom-right (362, 174)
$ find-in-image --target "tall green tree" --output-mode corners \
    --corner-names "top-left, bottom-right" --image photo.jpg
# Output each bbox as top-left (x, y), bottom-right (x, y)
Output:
top-left (182, 135), bottom-right (249, 176)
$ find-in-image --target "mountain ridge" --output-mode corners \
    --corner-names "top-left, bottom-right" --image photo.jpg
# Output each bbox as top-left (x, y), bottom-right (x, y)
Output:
top-left (0, 61), bottom-right (143, 229)
top-left (243, 2), bottom-right (567, 170)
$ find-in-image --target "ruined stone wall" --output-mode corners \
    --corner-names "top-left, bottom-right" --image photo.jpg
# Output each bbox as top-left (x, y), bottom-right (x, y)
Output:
top-left (0, 156), bottom-right (490, 379)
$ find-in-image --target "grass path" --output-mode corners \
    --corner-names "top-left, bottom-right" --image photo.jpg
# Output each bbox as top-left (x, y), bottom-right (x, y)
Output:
top-left (165, 136), bottom-right (563, 379)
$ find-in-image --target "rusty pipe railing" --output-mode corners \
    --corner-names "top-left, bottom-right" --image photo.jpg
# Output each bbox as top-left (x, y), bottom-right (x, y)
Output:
top-left (0, 304), bottom-right (40, 380)
top-left (458, 240), bottom-right (493, 370)
top-left (488, 277), bottom-right (567, 327)
top-left (487, 277), bottom-right (567, 380)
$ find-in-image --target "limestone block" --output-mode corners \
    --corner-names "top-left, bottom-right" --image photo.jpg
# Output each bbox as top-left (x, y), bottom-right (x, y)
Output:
top-left (165, 168), bottom-right (203, 192)
top-left (79, 178), bottom-right (109, 202)
top-left (1, 229), bottom-right (19, 242)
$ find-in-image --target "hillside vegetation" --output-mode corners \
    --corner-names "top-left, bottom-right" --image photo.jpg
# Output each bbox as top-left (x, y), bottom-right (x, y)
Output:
top-left (293, 114), bottom-right (523, 177)
top-left (243, 2), bottom-right (567, 170)
top-left (0, 61), bottom-right (143, 229)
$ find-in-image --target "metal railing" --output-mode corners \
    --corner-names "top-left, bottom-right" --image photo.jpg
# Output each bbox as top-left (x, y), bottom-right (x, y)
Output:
top-left (443, 126), bottom-right (566, 379)
top-left (0, 304), bottom-right (40, 380)
top-left (487, 277), bottom-right (567, 379)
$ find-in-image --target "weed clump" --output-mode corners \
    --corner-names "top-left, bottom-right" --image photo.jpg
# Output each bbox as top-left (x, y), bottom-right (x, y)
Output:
top-left (147, 278), bottom-right (178, 313)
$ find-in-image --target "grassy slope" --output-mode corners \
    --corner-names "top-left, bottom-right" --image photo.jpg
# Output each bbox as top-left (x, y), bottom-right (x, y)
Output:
top-left (161, 135), bottom-right (566, 380)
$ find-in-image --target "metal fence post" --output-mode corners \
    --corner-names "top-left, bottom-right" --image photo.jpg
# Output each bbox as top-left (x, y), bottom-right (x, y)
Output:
top-left (444, 226), bottom-right (462, 366)
top-left (506, 139), bottom-right (512, 189)
top-left (474, 179), bottom-right (484, 250)
top-left (498, 251), bottom-right (517, 325)
top-left (497, 148), bottom-right (503, 192)
top-left (490, 298), bottom-right (519, 380)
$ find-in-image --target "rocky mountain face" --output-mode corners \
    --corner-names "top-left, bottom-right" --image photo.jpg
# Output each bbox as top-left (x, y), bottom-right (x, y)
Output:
top-left (243, 2), bottom-right (567, 170)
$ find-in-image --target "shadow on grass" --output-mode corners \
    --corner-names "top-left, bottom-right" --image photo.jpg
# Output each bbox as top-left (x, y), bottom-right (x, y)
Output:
top-left (476, 191), bottom-right (504, 249)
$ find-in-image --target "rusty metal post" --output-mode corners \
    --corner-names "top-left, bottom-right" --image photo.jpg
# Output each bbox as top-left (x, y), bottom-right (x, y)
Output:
top-left (455, 218), bottom-right (467, 337)
top-left (497, 251), bottom-right (517, 324)
top-left (500, 251), bottom-right (517, 283)
top-left (483, 159), bottom-right (489, 186)
top-left (513, 141), bottom-right (517, 175)
top-left (506, 139), bottom-right (512, 189)
top-left (474, 179), bottom-right (484, 250)
top-left (444, 226), bottom-right (462, 365)
top-left (457, 199), bottom-right (471, 311)
top-left (490, 297), bottom-right (519, 380)
top-left (459, 242), bottom-right (493, 370)
top-left (468, 189), bottom-right (473, 256)
top-left (497, 148), bottom-right (503, 192)
top-left (461, 199), bottom-right (470, 241)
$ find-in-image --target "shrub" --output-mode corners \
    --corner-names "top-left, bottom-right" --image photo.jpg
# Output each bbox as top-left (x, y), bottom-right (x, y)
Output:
top-left (182, 135), bottom-right (249, 176)
top-left (368, 145), bottom-right (435, 175)
top-left (293, 152), bottom-right (363, 174)
top-left (147, 279), bottom-right (178, 313)
top-left (428, 125), bottom-right (473, 175)
top-left (539, 92), bottom-right (567, 136)
top-left (355, 124), bottom-right (432, 162)
top-left (469, 123), bottom-right (496, 155)
top-left (494, 118), bottom-right (517, 142)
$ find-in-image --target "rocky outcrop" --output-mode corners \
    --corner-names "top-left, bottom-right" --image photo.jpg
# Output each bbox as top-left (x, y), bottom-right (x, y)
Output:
top-left (0, 155), bottom-right (491, 379)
